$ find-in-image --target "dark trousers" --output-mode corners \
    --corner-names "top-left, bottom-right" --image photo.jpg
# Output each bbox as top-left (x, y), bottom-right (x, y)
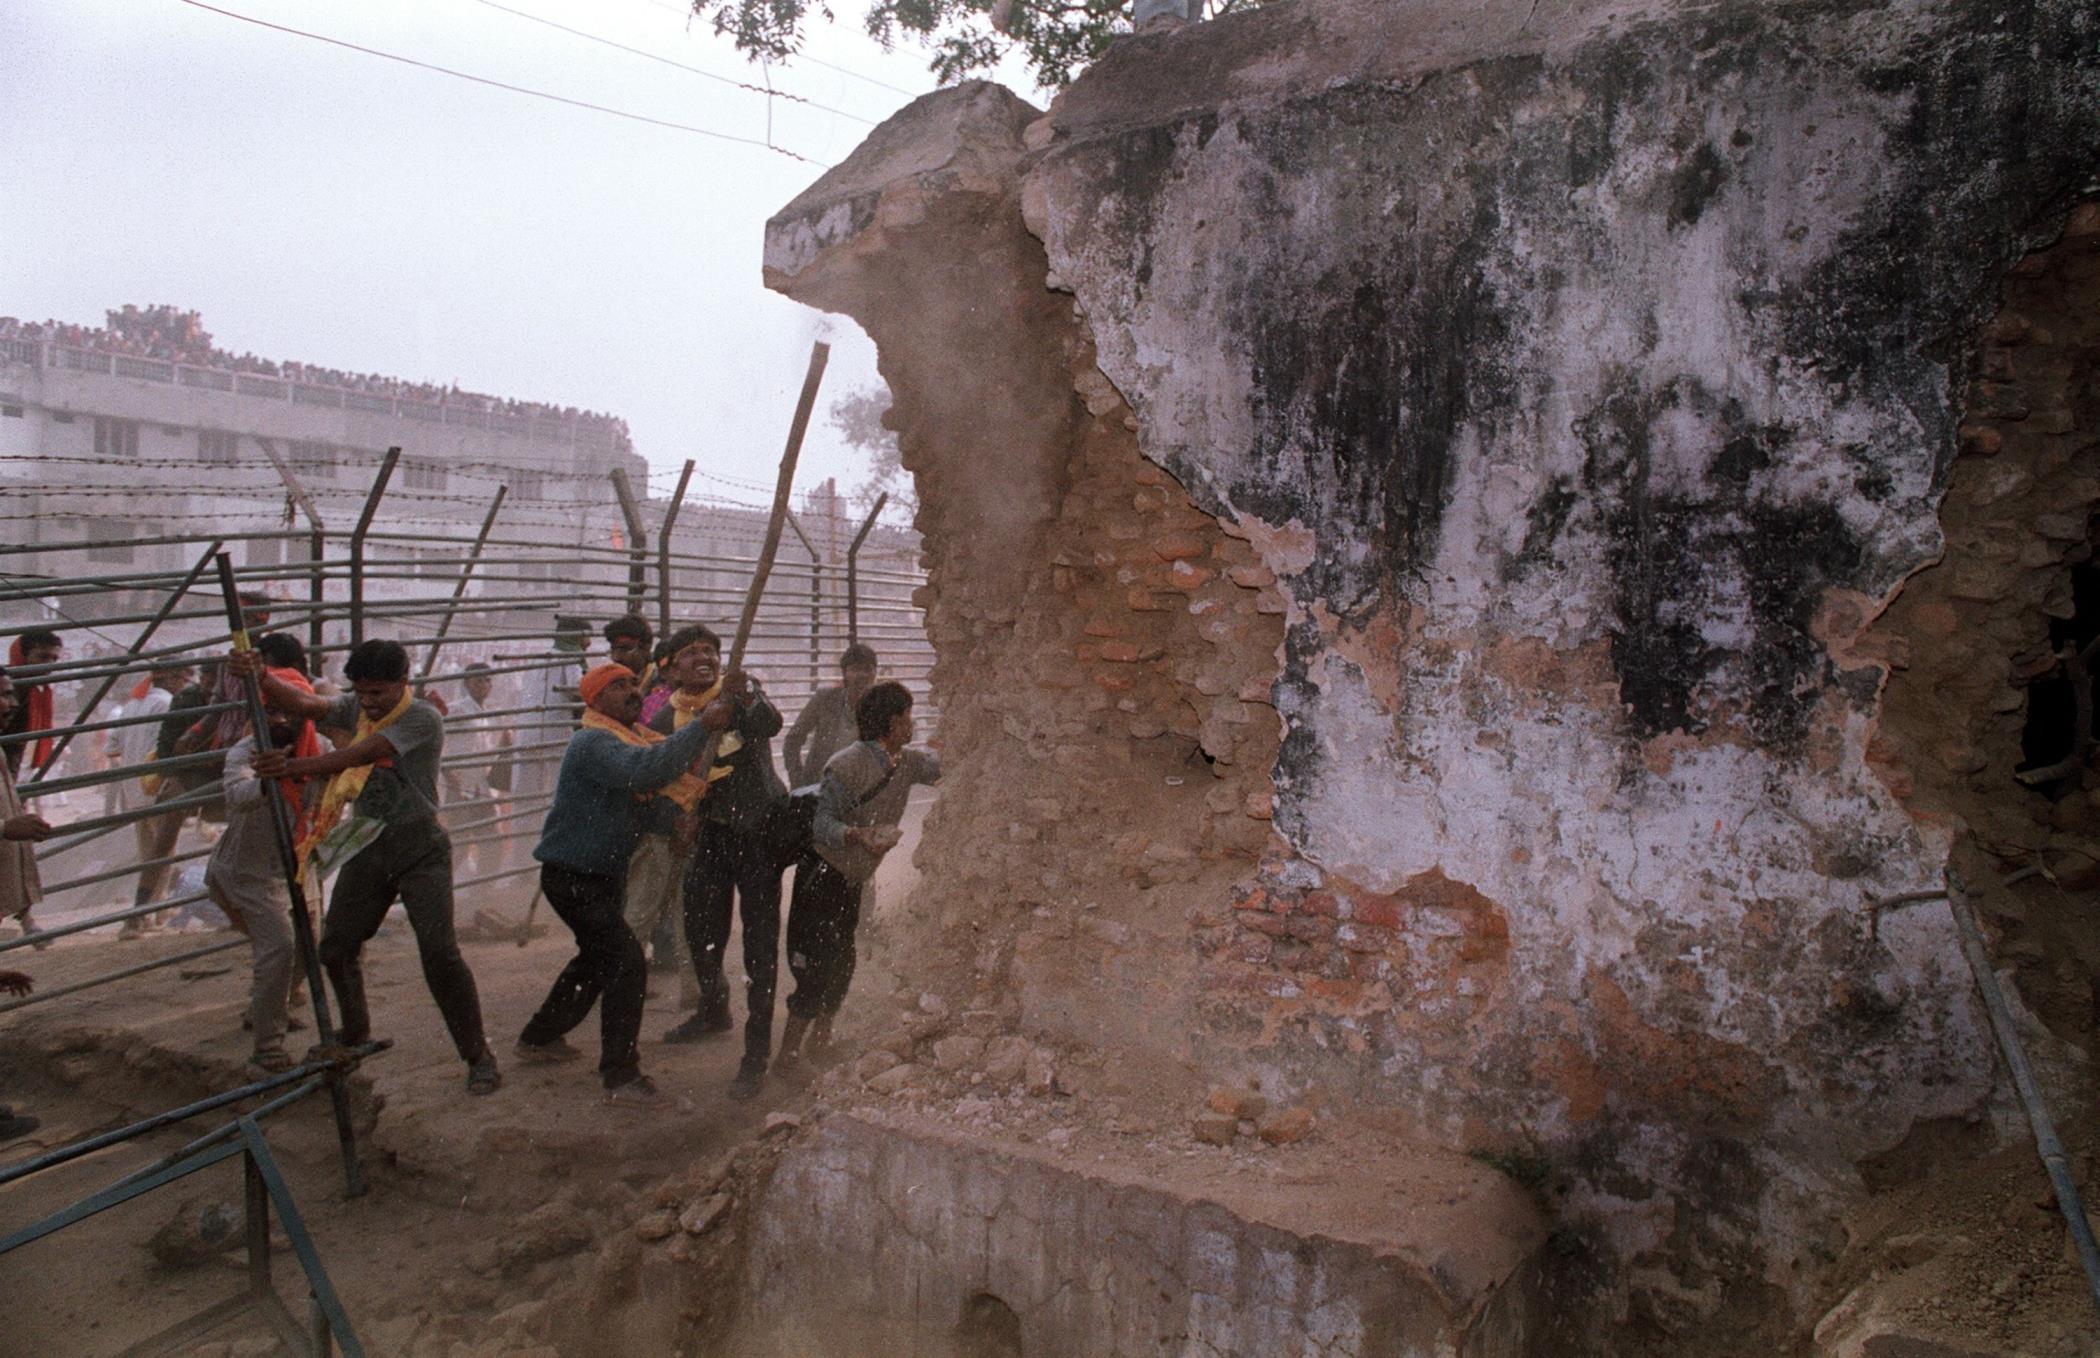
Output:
top-left (683, 821), bottom-right (783, 1066)
top-left (521, 863), bottom-right (644, 1087)
top-left (785, 853), bottom-right (865, 1020)
top-left (318, 820), bottom-right (488, 1063)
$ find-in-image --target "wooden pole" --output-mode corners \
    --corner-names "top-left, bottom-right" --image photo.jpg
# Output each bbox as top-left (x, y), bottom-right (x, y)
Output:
top-left (731, 341), bottom-right (828, 669)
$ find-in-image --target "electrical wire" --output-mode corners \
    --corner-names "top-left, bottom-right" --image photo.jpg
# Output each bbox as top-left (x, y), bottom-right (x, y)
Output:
top-left (174, 0), bottom-right (829, 166)
top-left (629, 0), bottom-right (924, 96)
top-left (467, 0), bottom-right (875, 124)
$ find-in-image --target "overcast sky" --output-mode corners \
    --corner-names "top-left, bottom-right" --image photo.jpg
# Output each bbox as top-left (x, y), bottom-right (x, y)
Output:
top-left (3, 0), bottom-right (1039, 514)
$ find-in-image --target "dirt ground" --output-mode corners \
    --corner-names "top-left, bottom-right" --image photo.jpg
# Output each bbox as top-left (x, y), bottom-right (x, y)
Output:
top-left (7, 782), bottom-right (2100, 1358)
top-left (0, 793), bottom-right (934, 1358)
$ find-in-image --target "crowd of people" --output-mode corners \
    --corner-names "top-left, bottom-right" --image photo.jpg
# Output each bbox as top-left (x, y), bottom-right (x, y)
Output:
top-left (0, 306), bottom-right (634, 441)
top-left (0, 610), bottom-right (934, 1119)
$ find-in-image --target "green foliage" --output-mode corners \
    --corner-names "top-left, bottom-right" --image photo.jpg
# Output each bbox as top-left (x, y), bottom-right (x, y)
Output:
top-left (829, 385), bottom-right (913, 514)
top-left (700, 0), bottom-right (1270, 92)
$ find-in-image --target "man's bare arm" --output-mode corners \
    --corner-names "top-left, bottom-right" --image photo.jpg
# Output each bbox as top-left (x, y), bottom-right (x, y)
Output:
top-left (254, 729), bottom-right (394, 780)
top-left (226, 649), bottom-right (332, 721)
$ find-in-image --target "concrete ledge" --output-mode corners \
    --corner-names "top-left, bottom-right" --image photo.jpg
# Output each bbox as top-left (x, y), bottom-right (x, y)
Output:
top-left (738, 1108), bottom-right (1544, 1358)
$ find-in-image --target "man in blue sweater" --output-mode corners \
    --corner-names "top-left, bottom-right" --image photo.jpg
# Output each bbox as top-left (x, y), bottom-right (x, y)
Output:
top-left (520, 661), bottom-right (723, 1103)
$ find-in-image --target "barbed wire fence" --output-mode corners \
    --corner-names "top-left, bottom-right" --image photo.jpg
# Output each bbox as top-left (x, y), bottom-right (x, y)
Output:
top-left (0, 447), bottom-right (932, 1017)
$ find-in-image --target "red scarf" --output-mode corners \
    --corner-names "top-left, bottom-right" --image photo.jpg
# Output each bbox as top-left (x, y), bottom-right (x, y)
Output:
top-left (7, 637), bottom-right (55, 771)
top-left (265, 666), bottom-right (324, 838)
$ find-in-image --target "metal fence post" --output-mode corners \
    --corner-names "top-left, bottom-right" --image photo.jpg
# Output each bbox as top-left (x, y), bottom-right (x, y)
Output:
top-left (846, 493), bottom-right (889, 646)
top-left (610, 468), bottom-right (648, 622)
top-left (349, 448), bottom-right (400, 648)
top-left (211, 553), bottom-right (364, 1198)
top-left (785, 511), bottom-right (821, 697)
top-left (419, 486), bottom-right (508, 679)
top-left (30, 539), bottom-right (224, 782)
top-left (253, 435), bottom-right (327, 660)
top-left (657, 460), bottom-right (695, 641)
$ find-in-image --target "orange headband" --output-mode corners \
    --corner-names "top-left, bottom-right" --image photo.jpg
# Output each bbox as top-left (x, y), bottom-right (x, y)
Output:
top-left (578, 663), bottom-right (634, 707)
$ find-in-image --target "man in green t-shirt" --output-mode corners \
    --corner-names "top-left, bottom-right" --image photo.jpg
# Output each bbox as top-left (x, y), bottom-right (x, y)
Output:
top-left (233, 639), bottom-right (498, 1096)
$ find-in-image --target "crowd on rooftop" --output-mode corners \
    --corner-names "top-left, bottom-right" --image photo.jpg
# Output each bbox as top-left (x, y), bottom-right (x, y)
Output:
top-left (0, 305), bottom-right (631, 440)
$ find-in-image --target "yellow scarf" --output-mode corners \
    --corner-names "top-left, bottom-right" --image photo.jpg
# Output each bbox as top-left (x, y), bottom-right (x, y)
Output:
top-left (295, 687), bottom-right (413, 885)
top-left (581, 708), bottom-right (710, 811)
top-left (669, 683), bottom-right (738, 781)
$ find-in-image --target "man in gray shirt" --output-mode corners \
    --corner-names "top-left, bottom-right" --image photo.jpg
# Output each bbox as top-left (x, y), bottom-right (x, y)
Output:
top-left (782, 642), bottom-right (877, 788)
top-left (778, 681), bottom-right (939, 1069)
top-left (209, 694), bottom-right (314, 1073)
top-left (237, 639), bottom-right (498, 1096)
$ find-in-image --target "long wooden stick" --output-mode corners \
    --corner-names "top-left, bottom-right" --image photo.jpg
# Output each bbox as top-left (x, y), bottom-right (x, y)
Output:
top-left (730, 341), bottom-right (828, 671)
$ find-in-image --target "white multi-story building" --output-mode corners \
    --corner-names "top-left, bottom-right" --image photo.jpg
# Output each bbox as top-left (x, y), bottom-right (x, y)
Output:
top-left (0, 308), bottom-right (928, 708)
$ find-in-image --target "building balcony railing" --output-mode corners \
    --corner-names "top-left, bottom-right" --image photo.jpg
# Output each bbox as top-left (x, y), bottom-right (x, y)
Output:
top-left (1, 340), bottom-right (625, 453)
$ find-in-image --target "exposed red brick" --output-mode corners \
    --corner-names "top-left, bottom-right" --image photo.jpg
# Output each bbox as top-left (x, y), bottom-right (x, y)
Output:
top-left (1151, 532), bottom-right (1209, 561)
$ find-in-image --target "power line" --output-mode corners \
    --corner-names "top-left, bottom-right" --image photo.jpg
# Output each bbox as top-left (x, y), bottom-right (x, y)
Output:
top-left (174, 0), bottom-right (828, 166)
top-left (468, 0), bottom-right (875, 125)
top-left (629, 0), bottom-right (925, 96)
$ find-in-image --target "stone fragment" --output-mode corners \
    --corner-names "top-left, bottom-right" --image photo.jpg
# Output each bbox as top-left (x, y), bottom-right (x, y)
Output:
top-left (147, 1197), bottom-right (240, 1268)
top-left (867, 1062), bottom-right (931, 1095)
top-left (932, 1035), bottom-right (987, 1070)
top-left (1257, 1107), bottom-right (1315, 1144)
top-left (499, 1196), bottom-right (594, 1272)
top-left (1207, 1086), bottom-right (1269, 1120)
top-left (763, 1112), bottom-right (803, 1136)
top-left (1192, 1112), bottom-right (1238, 1145)
top-left (855, 1049), bottom-right (903, 1083)
top-left (1023, 1047), bottom-right (1058, 1095)
top-left (634, 1212), bottom-right (678, 1242)
top-left (984, 1035), bottom-right (1033, 1084)
top-left (680, 1193), bottom-right (730, 1236)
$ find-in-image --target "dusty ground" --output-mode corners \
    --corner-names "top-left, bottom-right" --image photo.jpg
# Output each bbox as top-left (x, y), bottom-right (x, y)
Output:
top-left (0, 795), bottom-right (933, 1358)
top-left (6, 782), bottom-right (2098, 1358)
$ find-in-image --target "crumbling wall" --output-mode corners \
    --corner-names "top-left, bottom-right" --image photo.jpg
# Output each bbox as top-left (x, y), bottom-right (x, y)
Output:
top-left (765, 1), bottom-right (2100, 1349)
top-left (766, 85), bottom-right (1285, 1085)
top-left (1870, 207), bottom-right (2100, 1059)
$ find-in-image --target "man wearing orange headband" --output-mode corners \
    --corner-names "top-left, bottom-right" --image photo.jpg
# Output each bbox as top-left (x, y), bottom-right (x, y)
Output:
top-left (520, 660), bottom-right (724, 1103)
top-left (208, 665), bottom-right (321, 1073)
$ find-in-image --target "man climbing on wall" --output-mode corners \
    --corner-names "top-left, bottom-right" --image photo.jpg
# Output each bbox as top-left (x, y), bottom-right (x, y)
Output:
top-left (778, 681), bottom-right (939, 1072)
top-left (519, 660), bottom-right (720, 1102)
top-left (233, 639), bottom-right (500, 1096)
top-left (661, 628), bottom-right (787, 1102)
